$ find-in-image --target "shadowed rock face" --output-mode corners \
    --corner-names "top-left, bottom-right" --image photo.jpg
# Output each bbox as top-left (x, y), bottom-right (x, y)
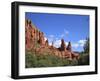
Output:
top-left (60, 39), bottom-right (66, 51)
top-left (25, 19), bottom-right (79, 60)
top-left (67, 42), bottom-right (72, 52)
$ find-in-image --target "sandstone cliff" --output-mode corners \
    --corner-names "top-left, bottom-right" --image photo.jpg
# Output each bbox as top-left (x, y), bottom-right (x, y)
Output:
top-left (25, 19), bottom-right (79, 60)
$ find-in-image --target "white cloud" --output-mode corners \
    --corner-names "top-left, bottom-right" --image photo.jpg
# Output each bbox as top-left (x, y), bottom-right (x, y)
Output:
top-left (49, 42), bottom-right (52, 46)
top-left (47, 33), bottom-right (86, 51)
top-left (46, 32), bottom-right (86, 51)
top-left (49, 40), bottom-right (68, 48)
top-left (78, 40), bottom-right (86, 43)
top-left (72, 39), bottom-right (86, 49)
top-left (44, 37), bottom-right (47, 41)
top-left (65, 42), bottom-right (68, 46)
top-left (53, 40), bottom-right (61, 48)
top-left (48, 35), bottom-right (55, 43)
top-left (78, 39), bottom-right (86, 47)
top-left (72, 43), bottom-right (79, 48)
top-left (48, 39), bottom-right (61, 48)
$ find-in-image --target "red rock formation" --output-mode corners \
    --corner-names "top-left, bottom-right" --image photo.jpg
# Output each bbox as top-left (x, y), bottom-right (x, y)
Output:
top-left (25, 19), bottom-right (79, 60)
top-left (25, 20), bottom-right (33, 50)
top-left (50, 41), bottom-right (54, 48)
top-left (60, 39), bottom-right (66, 51)
top-left (45, 39), bottom-right (49, 46)
top-left (71, 52), bottom-right (79, 60)
top-left (67, 42), bottom-right (72, 52)
top-left (25, 19), bottom-right (40, 50)
top-left (38, 32), bottom-right (45, 45)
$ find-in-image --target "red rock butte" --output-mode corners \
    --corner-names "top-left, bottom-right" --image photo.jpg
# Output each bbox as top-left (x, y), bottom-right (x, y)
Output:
top-left (25, 19), bottom-right (79, 60)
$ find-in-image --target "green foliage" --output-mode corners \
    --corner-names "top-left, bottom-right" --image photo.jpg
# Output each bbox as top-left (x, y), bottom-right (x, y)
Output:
top-left (25, 51), bottom-right (79, 68)
top-left (78, 54), bottom-right (89, 65)
top-left (25, 52), bottom-right (38, 68)
top-left (78, 37), bottom-right (90, 65)
top-left (83, 38), bottom-right (89, 53)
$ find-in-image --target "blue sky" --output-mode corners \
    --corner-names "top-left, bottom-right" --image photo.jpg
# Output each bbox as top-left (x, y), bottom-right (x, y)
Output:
top-left (25, 12), bottom-right (89, 52)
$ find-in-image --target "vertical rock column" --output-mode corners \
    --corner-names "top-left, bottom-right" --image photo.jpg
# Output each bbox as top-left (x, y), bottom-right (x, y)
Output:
top-left (67, 42), bottom-right (72, 52)
top-left (60, 39), bottom-right (66, 51)
top-left (39, 32), bottom-right (45, 46)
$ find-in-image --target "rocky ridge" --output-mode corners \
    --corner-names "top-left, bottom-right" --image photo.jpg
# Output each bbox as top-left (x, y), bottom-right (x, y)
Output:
top-left (25, 19), bottom-right (79, 60)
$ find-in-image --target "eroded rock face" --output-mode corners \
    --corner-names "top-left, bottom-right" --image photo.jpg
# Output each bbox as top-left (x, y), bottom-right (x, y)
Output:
top-left (25, 20), bottom-right (34, 50)
top-left (60, 39), bottom-right (66, 51)
top-left (38, 32), bottom-right (45, 45)
top-left (25, 19), bottom-right (45, 50)
top-left (71, 52), bottom-right (79, 60)
top-left (45, 39), bottom-right (49, 46)
top-left (25, 19), bottom-right (79, 60)
top-left (67, 42), bottom-right (72, 52)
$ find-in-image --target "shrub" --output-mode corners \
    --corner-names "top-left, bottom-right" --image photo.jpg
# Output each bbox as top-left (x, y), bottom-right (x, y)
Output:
top-left (78, 54), bottom-right (89, 65)
top-left (25, 52), bottom-right (38, 68)
top-left (25, 51), bottom-right (89, 68)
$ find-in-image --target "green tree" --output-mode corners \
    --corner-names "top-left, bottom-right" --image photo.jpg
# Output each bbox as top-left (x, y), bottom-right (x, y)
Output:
top-left (83, 38), bottom-right (89, 53)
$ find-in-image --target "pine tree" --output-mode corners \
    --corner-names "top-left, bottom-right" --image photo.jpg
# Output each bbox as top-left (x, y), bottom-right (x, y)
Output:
top-left (83, 38), bottom-right (89, 53)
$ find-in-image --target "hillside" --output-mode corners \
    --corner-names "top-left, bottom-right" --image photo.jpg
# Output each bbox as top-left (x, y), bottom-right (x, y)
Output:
top-left (25, 19), bottom-right (89, 68)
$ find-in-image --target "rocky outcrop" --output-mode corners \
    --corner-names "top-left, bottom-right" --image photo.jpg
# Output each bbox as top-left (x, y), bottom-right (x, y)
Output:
top-left (60, 39), bottom-right (66, 51)
top-left (38, 32), bottom-right (45, 45)
top-left (25, 19), bottom-right (45, 50)
top-left (67, 42), bottom-right (72, 52)
top-left (45, 39), bottom-right (49, 46)
top-left (25, 19), bottom-right (79, 60)
top-left (25, 20), bottom-right (34, 50)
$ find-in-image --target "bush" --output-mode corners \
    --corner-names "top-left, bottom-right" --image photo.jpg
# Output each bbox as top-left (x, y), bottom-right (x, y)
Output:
top-left (25, 52), bottom-right (39, 68)
top-left (78, 54), bottom-right (89, 65)
top-left (25, 51), bottom-right (89, 68)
